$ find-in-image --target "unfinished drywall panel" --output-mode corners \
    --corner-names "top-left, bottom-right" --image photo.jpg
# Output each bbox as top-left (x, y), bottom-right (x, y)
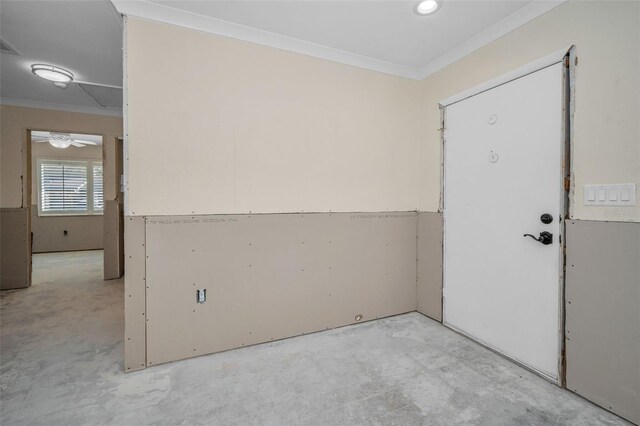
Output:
top-left (418, 1), bottom-right (639, 223)
top-left (125, 18), bottom-right (420, 216)
top-left (417, 212), bottom-right (443, 321)
top-left (124, 216), bottom-right (146, 371)
top-left (30, 209), bottom-right (103, 253)
top-left (104, 200), bottom-right (122, 279)
top-left (565, 220), bottom-right (639, 424)
top-left (144, 212), bottom-right (417, 366)
top-left (104, 138), bottom-right (124, 279)
top-left (0, 208), bottom-right (30, 290)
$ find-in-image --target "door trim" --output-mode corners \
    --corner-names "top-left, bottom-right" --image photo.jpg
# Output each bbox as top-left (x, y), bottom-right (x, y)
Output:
top-left (439, 49), bottom-right (574, 385)
top-left (439, 46), bottom-right (572, 108)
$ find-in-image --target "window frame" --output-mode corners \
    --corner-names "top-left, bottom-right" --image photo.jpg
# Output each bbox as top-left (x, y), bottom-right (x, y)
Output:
top-left (37, 157), bottom-right (104, 217)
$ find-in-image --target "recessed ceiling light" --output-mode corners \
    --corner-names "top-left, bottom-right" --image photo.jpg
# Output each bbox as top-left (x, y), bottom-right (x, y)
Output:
top-left (31, 64), bottom-right (74, 83)
top-left (415, 0), bottom-right (441, 15)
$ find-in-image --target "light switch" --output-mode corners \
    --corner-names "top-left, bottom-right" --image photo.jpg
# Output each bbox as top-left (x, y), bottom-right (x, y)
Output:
top-left (584, 183), bottom-right (636, 206)
top-left (620, 189), bottom-right (630, 201)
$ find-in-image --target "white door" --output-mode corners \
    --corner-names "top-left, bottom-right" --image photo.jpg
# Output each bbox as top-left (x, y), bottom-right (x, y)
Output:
top-left (443, 63), bottom-right (565, 381)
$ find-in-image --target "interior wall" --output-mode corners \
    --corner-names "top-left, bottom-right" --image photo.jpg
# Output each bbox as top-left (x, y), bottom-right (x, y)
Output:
top-left (0, 208), bottom-right (30, 290)
top-left (0, 105), bottom-right (123, 287)
top-left (30, 142), bottom-right (103, 253)
top-left (417, 1), bottom-right (640, 223)
top-left (565, 220), bottom-right (639, 425)
top-left (125, 17), bottom-right (420, 216)
top-left (416, 212), bottom-right (443, 321)
top-left (144, 212), bottom-right (417, 367)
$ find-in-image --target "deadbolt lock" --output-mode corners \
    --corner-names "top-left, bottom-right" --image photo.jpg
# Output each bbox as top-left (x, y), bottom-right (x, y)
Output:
top-left (540, 213), bottom-right (553, 224)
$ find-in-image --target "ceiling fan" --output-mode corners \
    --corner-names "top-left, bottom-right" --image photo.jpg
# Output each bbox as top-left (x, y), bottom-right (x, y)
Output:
top-left (32, 132), bottom-right (99, 149)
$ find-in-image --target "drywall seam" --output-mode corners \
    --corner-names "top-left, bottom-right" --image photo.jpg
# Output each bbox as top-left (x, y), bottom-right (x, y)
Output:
top-left (567, 47), bottom-right (577, 219)
top-left (124, 216), bottom-right (146, 371)
top-left (122, 16), bottom-right (130, 217)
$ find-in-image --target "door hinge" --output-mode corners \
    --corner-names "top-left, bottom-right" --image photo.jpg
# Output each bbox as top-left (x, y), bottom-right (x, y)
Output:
top-left (563, 56), bottom-right (570, 68)
top-left (564, 176), bottom-right (571, 192)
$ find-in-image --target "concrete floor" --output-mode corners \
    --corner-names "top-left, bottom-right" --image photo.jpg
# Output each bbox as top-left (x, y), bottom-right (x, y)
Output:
top-left (0, 251), bottom-right (630, 426)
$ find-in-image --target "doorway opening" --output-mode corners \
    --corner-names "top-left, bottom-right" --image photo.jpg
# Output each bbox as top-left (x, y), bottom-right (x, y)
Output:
top-left (26, 130), bottom-right (124, 286)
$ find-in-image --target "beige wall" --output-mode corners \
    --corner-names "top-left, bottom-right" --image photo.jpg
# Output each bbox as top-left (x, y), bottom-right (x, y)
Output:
top-left (1, 105), bottom-right (122, 208)
top-left (418, 1), bottom-right (640, 222)
top-left (30, 142), bottom-right (103, 253)
top-left (126, 18), bottom-right (420, 216)
top-left (31, 211), bottom-right (103, 253)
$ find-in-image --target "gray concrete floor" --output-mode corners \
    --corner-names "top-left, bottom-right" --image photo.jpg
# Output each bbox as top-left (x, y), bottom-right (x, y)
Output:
top-left (0, 251), bottom-right (630, 426)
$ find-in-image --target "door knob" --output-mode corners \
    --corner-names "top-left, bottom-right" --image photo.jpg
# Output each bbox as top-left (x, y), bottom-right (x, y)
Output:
top-left (523, 231), bottom-right (553, 245)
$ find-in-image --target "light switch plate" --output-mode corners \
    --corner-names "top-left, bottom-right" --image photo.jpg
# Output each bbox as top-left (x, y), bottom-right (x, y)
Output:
top-left (584, 183), bottom-right (636, 206)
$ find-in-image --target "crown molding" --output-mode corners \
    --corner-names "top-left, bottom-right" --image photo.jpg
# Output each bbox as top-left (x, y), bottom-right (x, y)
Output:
top-left (112, 0), bottom-right (566, 81)
top-left (0, 97), bottom-right (123, 117)
top-left (416, 0), bottom-right (567, 80)
top-left (111, 0), bottom-right (421, 79)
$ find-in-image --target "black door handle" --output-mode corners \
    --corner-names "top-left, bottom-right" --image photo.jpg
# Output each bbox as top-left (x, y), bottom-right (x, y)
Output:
top-left (523, 231), bottom-right (553, 245)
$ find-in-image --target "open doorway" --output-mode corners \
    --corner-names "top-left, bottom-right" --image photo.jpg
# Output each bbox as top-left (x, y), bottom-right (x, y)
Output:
top-left (25, 130), bottom-right (125, 285)
top-left (29, 131), bottom-right (106, 285)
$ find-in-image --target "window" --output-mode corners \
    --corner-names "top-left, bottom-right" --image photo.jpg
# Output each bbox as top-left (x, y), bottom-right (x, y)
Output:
top-left (38, 159), bottom-right (103, 216)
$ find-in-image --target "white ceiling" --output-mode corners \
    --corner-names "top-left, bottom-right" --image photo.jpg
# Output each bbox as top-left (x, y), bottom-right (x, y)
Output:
top-left (0, 0), bottom-right (123, 115)
top-left (155, 0), bottom-right (530, 69)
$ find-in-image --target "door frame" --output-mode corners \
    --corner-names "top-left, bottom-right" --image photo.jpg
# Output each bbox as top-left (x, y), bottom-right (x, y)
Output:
top-left (438, 46), bottom-right (575, 385)
top-left (25, 127), bottom-right (108, 272)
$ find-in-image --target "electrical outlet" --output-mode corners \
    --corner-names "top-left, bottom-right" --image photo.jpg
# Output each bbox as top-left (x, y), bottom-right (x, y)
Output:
top-left (196, 289), bottom-right (206, 304)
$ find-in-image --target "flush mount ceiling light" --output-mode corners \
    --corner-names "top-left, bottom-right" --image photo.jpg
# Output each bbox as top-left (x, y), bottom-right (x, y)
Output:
top-left (415, 0), bottom-right (442, 15)
top-left (31, 64), bottom-right (74, 84)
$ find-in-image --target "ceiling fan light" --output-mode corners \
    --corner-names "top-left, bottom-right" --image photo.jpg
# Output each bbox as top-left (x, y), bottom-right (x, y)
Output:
top-left (31, 64), bottom-right (74, 83)
top-left (415, 0), bottom-right (441, 15)
top-left (49, 139), bottom-right (72, 149)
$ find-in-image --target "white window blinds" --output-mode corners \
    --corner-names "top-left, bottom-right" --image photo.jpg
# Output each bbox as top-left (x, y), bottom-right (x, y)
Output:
top-left (93, 162), bottom-right (104, 212)
top-left (38, 159), bottom-right (103, 216)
